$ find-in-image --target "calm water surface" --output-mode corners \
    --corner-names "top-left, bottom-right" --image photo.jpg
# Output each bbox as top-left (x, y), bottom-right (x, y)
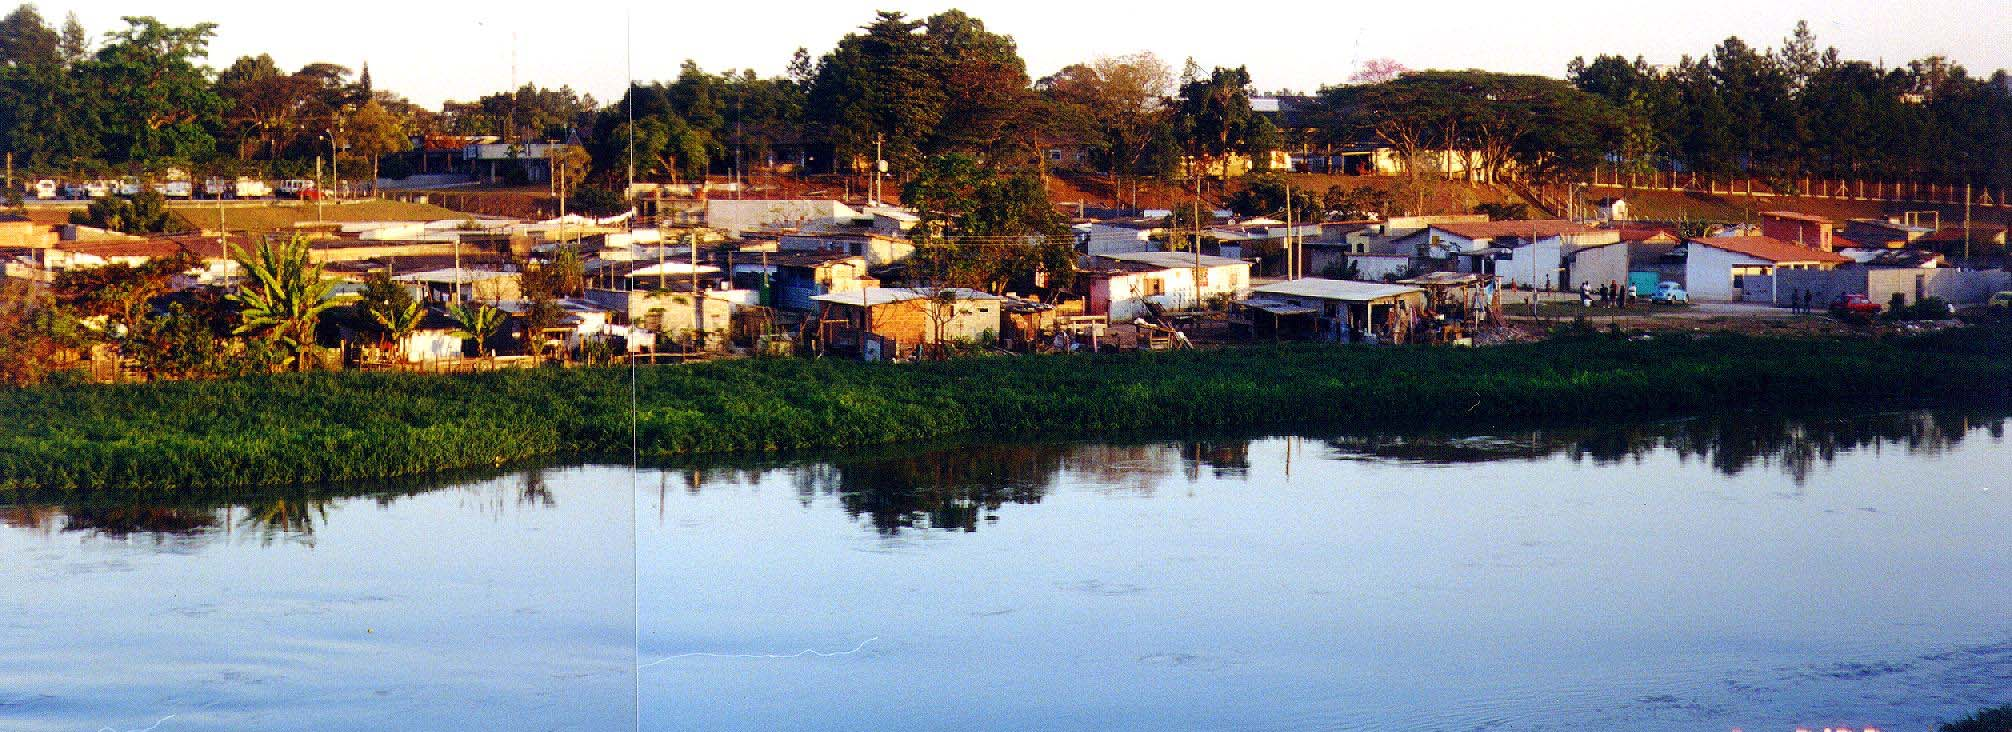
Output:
top-left (4, 411), bottom-right (2008, 731)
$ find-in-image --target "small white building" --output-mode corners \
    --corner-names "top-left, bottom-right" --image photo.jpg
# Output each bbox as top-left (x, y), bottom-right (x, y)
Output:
top-left (1420, 220), bottom-right (1619, 290)
top-left (1080, 251), bottom-right (1252, 320)
top-left (1682, 235), bottom-right (1850, 301)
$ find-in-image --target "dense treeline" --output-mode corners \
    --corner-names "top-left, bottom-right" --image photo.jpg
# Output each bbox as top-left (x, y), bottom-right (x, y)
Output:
top-left (0, 5), bottom-right (419, 180)
top-left (1, 5), bottom-right (2005, 195)
top-left (1568, 22), bottom-right (2012, 188)
top-left (3, 326), bottom-right (2007, 492)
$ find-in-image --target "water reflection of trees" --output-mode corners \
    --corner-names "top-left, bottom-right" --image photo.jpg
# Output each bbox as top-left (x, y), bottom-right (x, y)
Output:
top-left (677, 443), bottom-right (1183, 534)
top-left (669, 409), bottom-right (2003, 535)
top-left (0, 463), bottom-right (547, 544)
top-left (1324, 410), bottom-right (1997, 484)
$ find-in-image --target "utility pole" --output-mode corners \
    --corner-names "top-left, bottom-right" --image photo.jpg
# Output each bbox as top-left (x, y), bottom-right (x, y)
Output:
top-left (552, 140), bottom-right (565, 250)
top-left (314, 153), bottom-right (324, 222)
top-left (1530, 221), bottom-right (1539, 318)
top-left (1284, 182), bottom-right (1294, 280)
top-left (1963, 181), bottom-right (1973, 265)
top-left (691, 230), bottom-right (702, 351)
top-left (872, 134), bottom-right (884, 205)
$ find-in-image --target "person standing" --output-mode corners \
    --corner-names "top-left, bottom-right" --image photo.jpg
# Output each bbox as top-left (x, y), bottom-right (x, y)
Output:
top-left (1580, 281), bottom-right (1594, 308)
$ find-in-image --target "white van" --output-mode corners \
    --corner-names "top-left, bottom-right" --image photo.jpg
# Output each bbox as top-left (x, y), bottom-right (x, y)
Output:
top-left (233, 178), bottom-right (271, 199)
top-left (33, 179), bottom-right (57, 199)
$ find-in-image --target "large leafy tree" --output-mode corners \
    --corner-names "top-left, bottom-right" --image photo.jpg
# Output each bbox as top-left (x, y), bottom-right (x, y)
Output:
top-left (215, 54), bottom-right (310, 161)
top-left (1039, 53), bottom-right (1176, 187)
top-left (230, 235), bottom-right (339, 372)
top-left (0, 5), bottom-right (100, 169)
top-left (1172, 65), bottom-right (1277, 189)
top-left (903, 153), bottom-right (1073, 293)
top-left (80, 16), bottom-right (226, 164)
top-left (0, 3), bottom-right (59, 67)
top-left (806, 10), bottom-right (1034, 175)
top-left (342, 99), bottom-right (409, 183)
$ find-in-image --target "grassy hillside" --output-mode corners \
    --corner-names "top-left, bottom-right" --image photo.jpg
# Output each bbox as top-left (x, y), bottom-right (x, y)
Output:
top-left (3, 326), bottom-right (2008, 494)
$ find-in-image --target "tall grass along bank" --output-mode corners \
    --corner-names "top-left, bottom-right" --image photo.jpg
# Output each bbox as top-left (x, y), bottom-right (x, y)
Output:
top-left (4, 327), bottom-right (2009, 493)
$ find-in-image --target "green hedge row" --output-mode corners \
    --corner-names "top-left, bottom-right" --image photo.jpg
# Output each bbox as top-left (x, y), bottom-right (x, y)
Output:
top-left (3, 328), bottom-right (2007, 493)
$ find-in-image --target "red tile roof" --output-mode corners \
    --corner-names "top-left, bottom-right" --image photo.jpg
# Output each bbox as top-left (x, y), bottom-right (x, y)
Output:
top-left (1759, 210), bottom-right (1834, 225)
top-left (1608, 223), bottom-right (1680, 242)
top-left (1689, 235), bottom-right (1850, 264)
top-left (58, 236), bottom-right (242, 260)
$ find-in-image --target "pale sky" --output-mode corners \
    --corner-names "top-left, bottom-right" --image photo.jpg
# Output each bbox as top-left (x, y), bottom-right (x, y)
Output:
top-left (31, 0), bottom-right (2012, 109)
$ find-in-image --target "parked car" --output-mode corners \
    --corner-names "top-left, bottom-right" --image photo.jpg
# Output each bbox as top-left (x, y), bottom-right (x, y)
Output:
top-left (115, 179), bottom-right (144, 197)
top-left (82, 180), bottom-right (110, 199)
top-left (1988, 292), bottom-right (2012, 310)
top-left (32, 179), bottom-right (57, 200)
top-left (155, 181), bottom-right (192, 198)
top-left (1650, 281), bottom-right (1688, 304)
top-left (1830, 293), bottom-right (1883, 321)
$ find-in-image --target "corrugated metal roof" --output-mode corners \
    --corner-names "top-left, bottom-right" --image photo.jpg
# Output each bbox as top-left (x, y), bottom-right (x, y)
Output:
top-left (810, 287), bottom-right (1002, 307)
top-left (1097, 251), bottom-right (1249, 270)
top-left (1251, 278), bottom-right (1422, 302)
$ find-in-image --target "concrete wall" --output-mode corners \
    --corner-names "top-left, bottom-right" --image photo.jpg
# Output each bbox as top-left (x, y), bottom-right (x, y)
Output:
top-left (1755, 268), bottom-right (2012, 306)
top-left (1083, 225), bottom-right (1156, 255)
top-left (1345, 253), bottom-right (1413, 281)
top-left (1493, 240), bottom-right (1564, 290)
top-left (1568, 244), bottom-right (1630, 291)
top-left (707, 200), bottom-right (852, 237)
top-left (1685, 245), bottom-right (1772, 301)
top-left (1869, 268), bottom-right (2012, 306)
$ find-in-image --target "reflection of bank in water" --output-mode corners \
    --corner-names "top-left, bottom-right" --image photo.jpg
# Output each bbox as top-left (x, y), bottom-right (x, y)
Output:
top-left (652, 408), bottom-right (2006, 535)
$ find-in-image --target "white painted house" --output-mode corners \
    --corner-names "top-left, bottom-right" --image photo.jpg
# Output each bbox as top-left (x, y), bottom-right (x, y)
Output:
top-left (1421, 220), bottom-right (1619, 290)
top-left (1080, 251), bottom-right (1252, 320)
top-left (1682, 235), bottom-right (1850, 301)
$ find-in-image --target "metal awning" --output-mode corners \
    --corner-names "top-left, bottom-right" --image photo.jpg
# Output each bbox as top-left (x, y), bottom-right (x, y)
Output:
top-left (1237, 299), bottom-right (1320, 316)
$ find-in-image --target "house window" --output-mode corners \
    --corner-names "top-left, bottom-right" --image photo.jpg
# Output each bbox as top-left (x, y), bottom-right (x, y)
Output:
top-left (1143, 277), bottom-right (1165, 296)
top-left (1730, 264), bottom-right (1770, 287)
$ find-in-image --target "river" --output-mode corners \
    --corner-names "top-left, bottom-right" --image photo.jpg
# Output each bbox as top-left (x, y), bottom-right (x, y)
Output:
top-left (5, 410), bottom-right (2008, 731)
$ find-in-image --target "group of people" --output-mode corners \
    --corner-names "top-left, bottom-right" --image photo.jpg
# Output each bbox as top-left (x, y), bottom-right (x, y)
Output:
top-left (1578, 280), bottom-right (1638, 309)
top-left (1786, 289), bottom-right (1824, 314)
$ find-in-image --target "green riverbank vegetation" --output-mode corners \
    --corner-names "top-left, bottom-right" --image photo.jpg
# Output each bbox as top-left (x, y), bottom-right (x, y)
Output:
top-left (3, 325), bottom-right (2009, 493)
